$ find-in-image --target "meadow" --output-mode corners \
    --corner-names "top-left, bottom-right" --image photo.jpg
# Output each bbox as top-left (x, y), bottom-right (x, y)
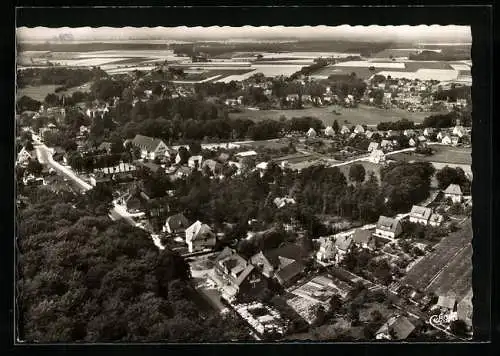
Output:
top-left (17, 84), bottom-right (60, 101)
top-left (229, 104), bottom-right (440, 127)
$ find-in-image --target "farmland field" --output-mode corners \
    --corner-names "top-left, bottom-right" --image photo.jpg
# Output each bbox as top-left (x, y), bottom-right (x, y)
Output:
top-left (230, 104), bottom-right (442, 127)
top-left (390, 145), bottom-right (472, 165)
top-left (400, 219), bottom-right (472, 295)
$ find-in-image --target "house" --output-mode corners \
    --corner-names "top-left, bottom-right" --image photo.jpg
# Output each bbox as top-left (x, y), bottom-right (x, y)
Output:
top-left (348, 132), bottom-right (357, 140)
top-left (436, 131), bottom-right (445, 141)
top-left (444, 184), bottom-right (463, 203)
top-left (333, 234), bottom-right (353, 263)
top-left (376, 315), bottom-right (416, 340)
top-left (417, 136), bottom-right (427, 143)
top-left (403, 129), bottom-right (416, 137)
top-left (273, 197), bottom-right (296, 209)
top-left (365, 131), bottom-right (374, 139)
top-left (306, 128), bottom-right (317, 138)
top-left (188, 155), bottom-right (203, 169)
top-left (340, 125), bottom-right (351, 135)
top-left (17, 147), bottom-right (32, 166)
top-left (131, 134), bottom-right (168, 160)
top-left (250, 245), bottom-right (305, 286)
top-left (423, 127), bottom-right (434, 137)
top-left (256, 161), bottom-right (269, 171)
top-left (202, 159), bottom-right (221, 175)
top-left (374, 216), bottom-right (403, 240)
top-left (185, 220), bottom-right (216, 253)
top-left (316, 237), bottom-right (337, 263)
top-left (453, 125), bottom-right (466, 138)
top-left (324, 126), bottom-right (335, 137)
top-left (367, 142), bottom-right (379, 152)
top-left (428, 213), bottom-right (444, 227)
top-left (380, 139), bottom-right (393, 151)
top-left (351, 229), bottom-right (374, 250)
top-left (214, 248), bottom-right (268, 300)
top-left (218, 152), bottom-right (231, 163)
top-left (408, 138), bottom-right (417, 147)
top-left (163, 213), bottom-right (190, 235)
top-left (409, 205), bottom-right (432, 225)
top-left (354, 125), bottom-right (365, 134)
top-left (369, 149), bottom-right (386, 164)
top-left (286, 94), bottom-right (299, 102)
top-left (451, 136), bottom-right (460, 146)
top-left (441, 135), bottom-right (452, 145)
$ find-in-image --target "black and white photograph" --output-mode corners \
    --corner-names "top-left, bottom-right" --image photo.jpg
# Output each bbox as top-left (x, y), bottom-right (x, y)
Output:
top-left (14, 10), bottom-right (482, 344)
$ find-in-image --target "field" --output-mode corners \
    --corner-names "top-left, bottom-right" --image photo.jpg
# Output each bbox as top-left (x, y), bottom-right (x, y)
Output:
top-left (390, 145), bottom-right (472, 165)
top-left (17, 84), bottom-right (60, 101)
top-left (400, 219), bottom-right (472, 297)
top-left (230, 104), bottom-right (440, 127)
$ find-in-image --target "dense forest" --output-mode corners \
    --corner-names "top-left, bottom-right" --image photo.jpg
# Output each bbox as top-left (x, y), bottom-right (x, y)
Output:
top-left (17, 67), bottom-right (107, 89)
top-left (16, 187), bottom-right (252, 342)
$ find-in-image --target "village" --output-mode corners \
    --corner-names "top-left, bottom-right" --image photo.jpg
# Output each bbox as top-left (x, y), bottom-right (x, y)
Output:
top-left (15, 32), bottom-right (474, 342)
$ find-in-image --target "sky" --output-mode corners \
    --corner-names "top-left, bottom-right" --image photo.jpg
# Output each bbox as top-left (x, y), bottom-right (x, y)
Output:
top-left (16, 25), bottom-right (472, 43)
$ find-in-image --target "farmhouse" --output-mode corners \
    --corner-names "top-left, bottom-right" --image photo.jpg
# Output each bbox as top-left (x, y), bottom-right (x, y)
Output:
top-left (365, 131), bottom-right (374, 139)
top-left (409, 138), bottom-right (417, 147)
top-left (185, 220), bottom-right (216, 253)
top-left (453, 125), bottom-right (466, 138)
top-left (334, 234), bottom-right (354, 263)
top-left (409, 205), bottom-right (432, 225)
top-left (444, 184), bottom-right (463, 203)
top-left (340, 125), bottom-right (351, 135)
top-left (376, 315), bottom-right (416, 340)
top-left (403, 129), bottom-right (416, 137)
top-left (423, 127), bottom-right (435, 137)
top-left (131, 134), bottom-right (168, 160)
top-left (368, 149), bottom-right (386, 164)
top-left (324, 126), bottom-right (335, 137)
top-left (354, 125), bottom-right (365, 134)
top-left (374, 216), bottom-right (403, 240)
top-left (441, 135), bottom-right (452, 145)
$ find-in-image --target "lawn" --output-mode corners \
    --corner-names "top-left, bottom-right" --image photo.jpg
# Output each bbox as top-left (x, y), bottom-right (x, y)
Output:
top-left (400, 219), bottom-right (472, 293)
top-left (390, 145), bottom-right (472, 165)
top-left (230, 104), bottom-right (441, 127)
top-left (17, 84), bottom-right (59, 101)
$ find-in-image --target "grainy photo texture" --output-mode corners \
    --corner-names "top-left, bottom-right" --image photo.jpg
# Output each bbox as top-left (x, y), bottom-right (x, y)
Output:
top-left (15, 25), bottom-right (473, 343)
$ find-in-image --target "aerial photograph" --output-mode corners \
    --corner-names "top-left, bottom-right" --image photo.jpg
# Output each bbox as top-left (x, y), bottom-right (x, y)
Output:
top-left (15, 24), bottom-right (473, 342)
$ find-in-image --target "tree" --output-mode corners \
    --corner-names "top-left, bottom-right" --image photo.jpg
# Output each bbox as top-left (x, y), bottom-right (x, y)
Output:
top-left (44, 93), bottom-right (60, 106)
top-left (435, 166), bottom-right (469, 190)
top-left (26, 159), bottom-right (43, 176)
top-left (25, 141), bottom-right (34, 151)
top-left (177, 146), bottom-right (190, 165)
top-left (349, 164), bottom-right (366, 184)
top-left (16, 95), bottom-right (42, 112)
top-left (332, 119), bottom-right (340, 134)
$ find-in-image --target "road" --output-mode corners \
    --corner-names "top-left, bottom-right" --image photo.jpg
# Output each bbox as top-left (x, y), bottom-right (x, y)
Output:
top-left (35, 142), bottom-right (139, 228)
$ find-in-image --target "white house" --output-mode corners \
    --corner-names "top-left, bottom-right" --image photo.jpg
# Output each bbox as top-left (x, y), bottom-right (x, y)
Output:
top-left (441, 135), bottom-right (452, 145)
top-left (423, 127), bottom-right (434, 137)
top-left (188, 155), bottom-right (203, 169)
top-left (436, 131), bottom-right (445, 140)
top-left (131, 134), bottom-right (168, 160)
top-left (340, 125), bottom-right (351, 135)
top-left (369, 149), bottom-right (386, 164)
top-left (428, 213), bottom-right (444, 227)
top-left (444, 184), bottom-right (463, 203)
top-left (365, 131), bottom-right (374, 139)
top-left (374, 216), bottom-right (403, 240)
top-left (235, 150), bottom-right (258, 159)
top-left (316, 237), bottom-right (337, 263)
top-left (324, 126), bottom-right (335, 137)
top-left (333, 235), bottom-right (354, 264)
top-left (380, 139), bottom-right (393, 151)
top-left (354, 125), bottom-right (365, 134)
top-left (17, 147), bottom-right (32, 166)
top-left (306, 128), bottom-right (317, 138)
top-left (409, 205), bottom-right (432, 225)
top-left (453, 125), bottom-right (466, 138)
top-left (409, 138), bottom-right (417, 147)
top-left (185, 220), bottom-right (216, 253)
top-left (403, 129), bottom-right (416, 137)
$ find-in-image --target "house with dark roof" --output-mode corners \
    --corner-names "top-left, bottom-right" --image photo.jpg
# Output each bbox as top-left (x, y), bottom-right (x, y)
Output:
top-left (334, 234), bottom-right (354, 263)
top-left (162, 213), bottom-right (190, 235)
top-left (374, 216), bottom-right (403, 240)
top-left (250, 244), bottom-right (305, 286)
top-left (444, 183), bottom-right (463, 203)
top-left (185, 220), bottom-right (216, 253)
top-left (375, 315), bottom-right (416, 340)
top-left (214, 248), bottom-right (268, 301)
top-left (367, 141), bottom-right (380, 152)
top-left (131, 134), bottom-right (168, 160)
top-left (409, 205), bottom-right (432, 225)
top-left (351, 229), bottom-right (374, 250)
top-left (316, 237), bottom-right (337, 264)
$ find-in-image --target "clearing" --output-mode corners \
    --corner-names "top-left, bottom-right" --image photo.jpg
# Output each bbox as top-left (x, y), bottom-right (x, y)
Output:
top-left (390, 145), bottom-right (472, 165)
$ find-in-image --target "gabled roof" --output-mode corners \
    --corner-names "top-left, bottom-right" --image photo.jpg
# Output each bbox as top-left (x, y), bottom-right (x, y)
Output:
top-left (256, 161), bottom-right (269, 170)
top-left (334, 235), bottom-right (353, 251)
top-left (444, 184), bottom-right (463, 196)
top-left (275, 260), bottom-right (305, 284)
top-left (409, 205), bottom-right (432, 220)
top-left (257, 244), bottom-right (304, 269)
top-left (188, 155), bottom-right (203, 162)
top-left (324, 126), bottom-right (335, 136)
top-left (235, 150), bottom-right (257, 157)
top-left (132, 134), bottom-right (165, 152)
top-left (429, 213), bottom-right (443, 224)
top-left (307, 128), bottom-right (317, 136)
top-left (380, 139), bottom-right (392, 147)
top-left (165, 213), bottom-right (189, 230)
top-left (351, 229), bottom-right (373, 245)
top-left (376, 216), bottom-right (401, 233)
top-left (377, 316), bottom-right (415, 340)
top-left (354, 125), bottom-right (365, 133)
top-left (186, 220), bottom-right (214, 240)
top-left (368, 142), bottom-right (379, 151)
